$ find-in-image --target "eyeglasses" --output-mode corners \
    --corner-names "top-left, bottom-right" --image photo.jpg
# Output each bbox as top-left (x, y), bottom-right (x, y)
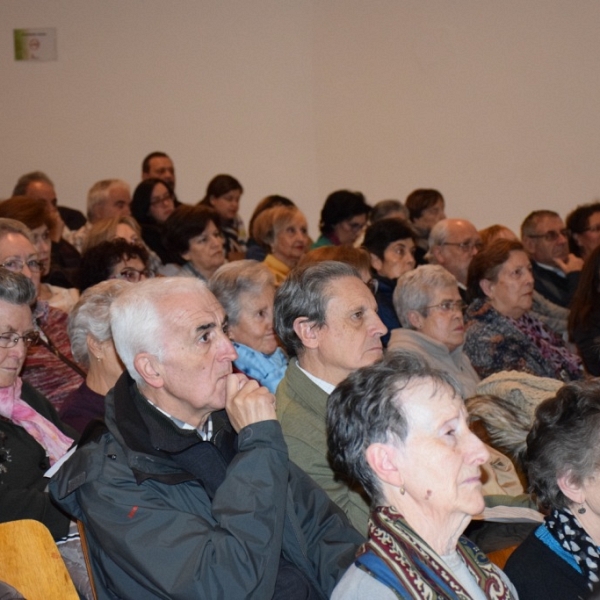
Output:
top-left (526, 229), bottom-right (570, 242)
top-left (111, 267), bottom-right (153, 283)
top-left (441, 241), bottom-right (483, 253)
top-left (345, 219), bottom-right (366, 233)
top-left (0, 331), bottom-right (39, 348)
top-left (1, 258), bottom-right (43, 273)
top-left (150, 192), bottom-right (174, 207)
top-left (425, 300), bottom-right (466, 313)
top-left (582, 225), bottom-right (600, 234)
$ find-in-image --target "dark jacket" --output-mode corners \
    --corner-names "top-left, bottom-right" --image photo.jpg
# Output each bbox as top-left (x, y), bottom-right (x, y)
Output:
top-left (373, 274), bottom-right (399, 347)
top-left (50, 373), bottom-right (362, 599)
top-left (531, 260), bottom-right (579, 308)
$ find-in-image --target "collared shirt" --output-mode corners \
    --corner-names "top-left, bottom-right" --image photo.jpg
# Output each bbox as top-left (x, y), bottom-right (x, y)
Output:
top-left (296, 360), bottom-right (336, 395)
top-left (535, 261), bottom-right (566, 278)
top-left (146, 398), bottom-right (213, 441)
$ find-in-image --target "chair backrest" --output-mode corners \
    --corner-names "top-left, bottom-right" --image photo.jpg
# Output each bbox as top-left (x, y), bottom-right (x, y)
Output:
top-left (0, 519), bottom-right (79, 600)
top-left (487, 544), bottom-right (519, 569)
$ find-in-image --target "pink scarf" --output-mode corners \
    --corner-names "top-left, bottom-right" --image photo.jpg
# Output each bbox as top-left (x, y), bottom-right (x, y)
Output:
top-left (0, 378), bottom-right (74, 465)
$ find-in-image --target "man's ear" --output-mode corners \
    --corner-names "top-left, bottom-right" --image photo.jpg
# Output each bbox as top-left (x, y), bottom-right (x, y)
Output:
top-left (557, 470), bottom-right (585, 505)
top-left (369, 253), bottom-right (383, 274)
top-left (293, 317), bottom-right (320, 350)
top-left (365, 442), bottom-right (404, 489)
top-left (521, 236), bottom-right (536, 255)
top-left (133, 353), bottom-right (164, 389)
top-left (406, 310), bottom-right (423, 330)
top-left (431, 245), bottom-right (444, 266)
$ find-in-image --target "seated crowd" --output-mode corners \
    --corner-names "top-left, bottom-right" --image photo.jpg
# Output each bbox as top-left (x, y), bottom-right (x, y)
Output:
top-left (2, 153), bottom-right (600, 599)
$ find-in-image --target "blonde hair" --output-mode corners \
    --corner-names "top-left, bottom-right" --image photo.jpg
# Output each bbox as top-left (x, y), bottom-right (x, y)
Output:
top-left (82, 216), bottom-right (142, 254)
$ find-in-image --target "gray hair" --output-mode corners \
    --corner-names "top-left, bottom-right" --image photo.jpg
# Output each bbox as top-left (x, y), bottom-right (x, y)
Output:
top-left (68, 280), bottom-right (131, 367)
top-left (0, 268), bottom-right (36, 306)
top-left (110, 277), bottom-right (210, 384)
top-left (12, 171), bottom-right (54, 197)
top-left (424, 218), bottom-right (452, 262)
top-left (393, 265), bottom-right (458, 328)
top-left (371, 199), bottom-right (409, 222)
top-left (0, 218), bottom-right (34, 244)
top-left (327, 350), bottom-right (460, 504)
top-left (209, 260), bottom-right (274, 326)
top-left (274, 261), bottom-right (359, 357)
top-left (87, 179), bottom-right (130, 222)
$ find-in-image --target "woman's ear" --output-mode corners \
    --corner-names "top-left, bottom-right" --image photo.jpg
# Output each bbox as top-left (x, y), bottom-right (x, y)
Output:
top-left (406, 310), bottom-right (423, 330)
top-left (293, 317), bottom-right (319, 349)
top-left (479, 278), bottom-right (494, 299)
top-left (369, 253), bottom-right (383, 274)
top-left (365, 443), bottom-right (404, 489)
top-left (87, 334), bottom-right (104, 361)
top-left (557, 470), bottom-right (585, 505)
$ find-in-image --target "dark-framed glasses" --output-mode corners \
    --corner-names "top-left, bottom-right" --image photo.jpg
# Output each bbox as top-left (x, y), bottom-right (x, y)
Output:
top-left (112, 267), bottom-right (153, 283)
top-left (0, 331), bottom-right (39, 348)
top-left (441, 241), bottom-right (483, 253)
top-left (1, 258), bottom-right (43, 273)
top-left (150, 192), bottom-right (174, 207)
top-left (425, 300), bottom-right (466, 313)
top-left (526, 229), bottom-right (570, 242)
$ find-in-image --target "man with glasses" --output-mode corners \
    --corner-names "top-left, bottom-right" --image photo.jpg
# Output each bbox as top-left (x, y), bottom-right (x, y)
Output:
top-left (427, 218), bottom-right (482, 301)
top-left (521, 210), bottom-right (583, 308)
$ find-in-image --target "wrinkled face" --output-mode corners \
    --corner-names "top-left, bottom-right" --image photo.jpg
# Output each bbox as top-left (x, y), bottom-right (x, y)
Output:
top-left (333, 214), bottom-right (368, 246)
top-left (182, 220), bottom-right (225, 279)
top-left (109, 256), bottom-right (149, 283)
top-left (313, 276), bottom-right (386, 384)
top-left (0, 234), bottom-right (40, 295)
top-left (146, 156), bottom-right (175, 189)
top-left (372, 238), bottom-right (416, 280)
top-left (149, 182), bottom-right (175, 224)
top-left (484, 250), bottom-right (534, 320)
top-left (30, 224), bottom-right (51, 276)
top-left (413, 199), bottom-right (446, 235)
top-left (229, 286), bottom-right (278, 356)
top-left (524, 215), bottom-right (569, 264)
top-left (390, 380), bottom-right (489, 520)
top-left (574, 212), bottom-right (600, 260)
top-left (414, 286), bottom-right (465, 351)
top-left (0, 300), bottom-right (35, 388)
top-left (150, 289), bottom-right (237, 425)
top-left (210, 189), bottom-right (241, 221)
top-left (435, 221), bottom-right (481, 285)
top-left (96, 186), bottom-right (131, 221)
top-left (114, 223), bottom-right (139, 245)
top-left (272, 213), bottom-right (309, 267)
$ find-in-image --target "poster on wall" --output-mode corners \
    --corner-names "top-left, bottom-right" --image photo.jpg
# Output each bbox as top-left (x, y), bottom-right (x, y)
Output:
top-left (14, 28), bottom-right (57, 61)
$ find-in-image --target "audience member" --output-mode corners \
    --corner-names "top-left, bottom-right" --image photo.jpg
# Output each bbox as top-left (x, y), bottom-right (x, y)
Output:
top-left (328, 351), bottom-right (517, 600)
top-left (141, 151), bottom-right (176, 190)
top-left (199, 174), bottom-right (246, 260)
top-left (363, 217), bottom-right (416, 345)
top-left (405, 188), bottom-right (446, 265)
top-left (50, 276), bottom-right (362, 599)
top-left (311, 190), bottom-right (371, 249)
top-left (298, 245), bottom-right (373, 284)
top-left (465, 239), bottom-right (582, 381)
top-left (209, 260), bottom-right (288, 393)
top-left (274, 261), bottom-right (386, 533)
top-left (81, 215), bottom-right (141, 252)
top-left (521, 210), bottom-right (583, 308)
top-left (164, 205), bottom-right (225, 280)
top-left (566, 201), bottom-right (600, 260)
top-left (59, 280), bottom-right (129, 434)
top-left (505, 380), bottom-right (600, 600)
top-left (369, 199), bottom-right (409, 222)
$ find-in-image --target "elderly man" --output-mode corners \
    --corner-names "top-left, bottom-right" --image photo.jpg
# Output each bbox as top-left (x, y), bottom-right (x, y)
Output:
top-left (275, 261), bottom-right (387, 534)
top-left (50, 277), bottom-right (361, 599)
top-left (426, 218), bottom-right (482, 300)
top-left (142, 151), bottom-right (176, 190)
top-left (521, 210), bottom-right (583, 308)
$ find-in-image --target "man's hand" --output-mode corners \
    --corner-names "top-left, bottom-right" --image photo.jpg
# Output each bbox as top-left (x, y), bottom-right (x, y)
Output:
top-left (225, 373), bottom-right (277, 433)
top-left (554, 253), bottom-right (583, 274)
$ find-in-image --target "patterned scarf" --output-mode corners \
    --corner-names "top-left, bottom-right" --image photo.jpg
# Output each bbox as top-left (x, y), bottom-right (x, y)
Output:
top-left (0, 378), bottom-right (74, 465)
top-left (356, 506), bottom-right (515, 599)
top-left (546, 507), bottom-right (600, 591)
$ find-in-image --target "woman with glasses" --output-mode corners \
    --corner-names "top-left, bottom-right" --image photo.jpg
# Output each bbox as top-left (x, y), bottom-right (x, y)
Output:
top-left (363, 218), bottom-right (416, 346)
top-left (464, 239), bottom-right (582, 382)
top-left (77, 239), bottom-right (151, 292)
top-left (311, 189), bottom-right (371, 249)
top-left (388, 265), bottom-right (480, 398)
top-left (566, 202), bottom-right (600, 260)
top-left (163, 205), bottom-right (226, 281)
top-left (131, 178), bottom-right (176, 264)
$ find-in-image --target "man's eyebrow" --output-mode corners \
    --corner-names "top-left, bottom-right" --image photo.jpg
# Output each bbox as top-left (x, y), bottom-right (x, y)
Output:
top-left (195, 322), bottom-right (216, 334)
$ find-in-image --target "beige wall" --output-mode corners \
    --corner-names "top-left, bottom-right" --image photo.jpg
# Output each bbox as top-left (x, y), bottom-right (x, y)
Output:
top-left (1, 1), bottom-right (599, 236)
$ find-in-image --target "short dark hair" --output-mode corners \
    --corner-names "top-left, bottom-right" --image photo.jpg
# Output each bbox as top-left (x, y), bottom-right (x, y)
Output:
top-left (199, 174), bottom-right (243, 205)
top-left (274, 261), bottom-right (359, 357)
top-left (319, 190), bottom-right (370, 236)
top-left (163, 205), bottom-right (221, 260)
top-left (405, 189), bottom-right (444, 221)
top-left (526, 379), bottom-right (600, 510)
top-left (466, 239), bottom-right (525, 302)
top-left (77, 239), bottom-right (149, 292)
top-left (566, 202), bottom-right (600, 256)
top-left (520, 210), bottom-right (560, 238)
top-left (142, 152), bottom-right (169, 174)
top-left (327, 350), bottom-right (459, 504)
top-left (12, 171), bottom-right (54, 197)
top-left (0, 268), bottom-right (36, 306)
top-left (363, 218), bottom-right (415, 260)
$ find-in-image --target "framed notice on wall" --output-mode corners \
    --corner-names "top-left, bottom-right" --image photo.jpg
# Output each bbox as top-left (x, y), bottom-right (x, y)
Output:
top-left (14, 28), bottom-right (57, 61)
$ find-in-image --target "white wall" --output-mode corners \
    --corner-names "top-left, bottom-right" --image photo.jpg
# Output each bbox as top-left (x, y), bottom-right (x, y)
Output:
top-left (2, 1), bottom-right (600, 236)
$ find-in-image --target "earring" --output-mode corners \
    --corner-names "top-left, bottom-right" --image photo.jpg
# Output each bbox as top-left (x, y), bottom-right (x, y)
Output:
top-left (400, 485), bottom-right (405, 495)
top-left (578, 504), bottom-right (587, 515)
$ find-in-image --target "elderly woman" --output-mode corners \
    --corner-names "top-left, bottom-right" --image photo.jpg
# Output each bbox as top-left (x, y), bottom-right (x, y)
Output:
top-left (0, 268), bottom-right (76, 539)
top-left (77, 239), bottom-right (151, 292)
top-left (246, 195), bottom-right (296, 261)
top-left (388, 265), bottom-right (480, 398)
top-left (566, 202), bottom-right (600, 260)
top-left (209, 260), bottom-right (287, 393)
top-left (163, 205), bottom-right (225, 281)
top-left (252, 205), bottom-right (309, 285)
top-left (505, 380), bottom-right (600, 599)
top-left (199, 174), bottom-right (246, 260)
top-left (328, 351), bottom-right (517, 599)
top-left (312, 190), bottom-right (371, 249)
top-left (59, 280), bottom-right (129, 433)
top-left (363, 217), bottom-right (416, 345)
top-left (464, 238), bottom-right (582, 382)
